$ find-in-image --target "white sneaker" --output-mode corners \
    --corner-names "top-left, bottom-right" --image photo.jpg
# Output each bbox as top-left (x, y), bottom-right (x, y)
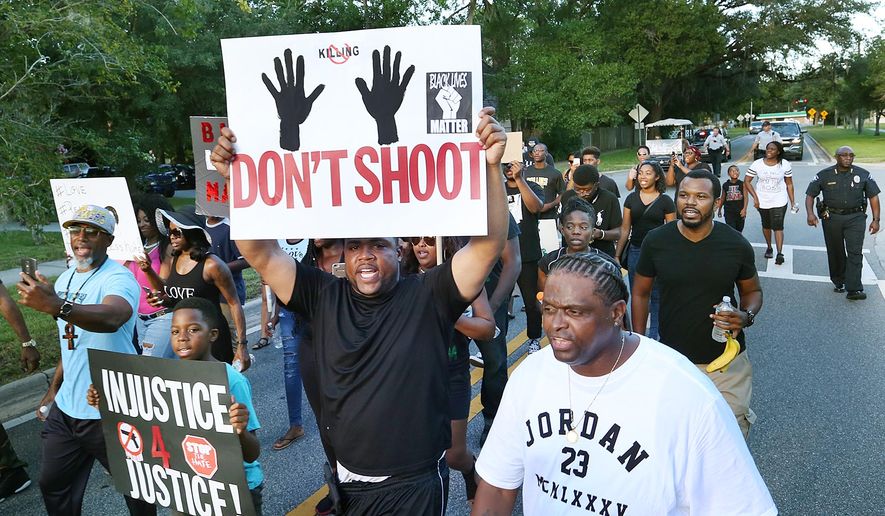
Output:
top-left (469, 353), bottom-right (484, 367)
top-left (527, 338), bottom-right (541, 354)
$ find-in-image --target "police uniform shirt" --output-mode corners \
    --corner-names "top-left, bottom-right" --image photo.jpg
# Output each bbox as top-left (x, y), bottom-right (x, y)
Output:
top-left (704, 133), bottom-right (726, 150)
top-left (806, 165), bottom-right (880, 210)
top-left (754, 130), bottom-right (781, 149)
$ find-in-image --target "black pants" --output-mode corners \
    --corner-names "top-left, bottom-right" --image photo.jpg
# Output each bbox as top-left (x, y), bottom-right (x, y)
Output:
top-left (822, 212), bottom-right (867, 292)
top-left (339, 458), bottom-right (449, 515)
top-left (39, 405), bottom-right (155, 516)
top-left (709, 148), bottom-right (724, 176)
top-left (0, 424), bottom-right (27, 471)
top-left (474, 302), bottom-right (510, 422)
top-left (516, 260), bottom-right (542, 339)
top-left (724, 209), bottom-right (745, 233)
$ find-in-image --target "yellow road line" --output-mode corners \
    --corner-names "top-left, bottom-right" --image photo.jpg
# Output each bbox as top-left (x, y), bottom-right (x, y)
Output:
top-left (287, 330), bottom-right (540, 515)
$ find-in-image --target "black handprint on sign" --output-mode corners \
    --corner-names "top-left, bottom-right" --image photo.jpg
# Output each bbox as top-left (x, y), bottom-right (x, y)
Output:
top-left (262, 49), bottom-right (325, 151)
top-left (355, 45), bottom-right (415, 145)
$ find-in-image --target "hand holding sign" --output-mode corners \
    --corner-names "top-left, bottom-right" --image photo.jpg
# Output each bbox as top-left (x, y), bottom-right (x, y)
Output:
top-left (355, 45), bottom-right (415, 145)
top-left (262, 49), bottom-right (325, 151)
top-left (476, 106), bottom-right (507, 166)
top-left (229, 396), bottom-right (249, 435)
top-left (209, 127), bottom-right (237, 181)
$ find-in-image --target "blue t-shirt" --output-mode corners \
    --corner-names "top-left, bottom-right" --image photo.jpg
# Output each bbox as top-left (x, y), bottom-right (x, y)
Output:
top-left (54, 260), bottom-right (139, 420)
top-left (225, 363), bottom-right (264, 489)
top-left (207, 219), bottom-right (246, 304)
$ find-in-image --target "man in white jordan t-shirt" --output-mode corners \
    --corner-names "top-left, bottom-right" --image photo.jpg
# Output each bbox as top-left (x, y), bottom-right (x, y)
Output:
top-left (473, 252), bottom-right (776, 515)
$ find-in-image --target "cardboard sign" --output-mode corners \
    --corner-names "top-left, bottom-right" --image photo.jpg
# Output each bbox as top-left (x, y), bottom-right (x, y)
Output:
top-left (88, 350), bottom-right (255, 515)
top-left (221, 26), bottom-right (486, 239)
top-left (50, 178), bottom-right (142, 261)
top-left (502, 131), bottom-right (523, 164)
top-left (191, 116), bottom-right (230, 217)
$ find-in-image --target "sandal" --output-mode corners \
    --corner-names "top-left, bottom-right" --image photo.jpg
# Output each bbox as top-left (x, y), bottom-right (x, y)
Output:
top-left (272, 427), bottom-right (305, 451)
top-left (253, 337), bottom-right (271, 350)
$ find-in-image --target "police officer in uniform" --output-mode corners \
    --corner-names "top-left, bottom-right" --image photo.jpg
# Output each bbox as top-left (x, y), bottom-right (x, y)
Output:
top-left (805, 146), bottom-right (880, 300)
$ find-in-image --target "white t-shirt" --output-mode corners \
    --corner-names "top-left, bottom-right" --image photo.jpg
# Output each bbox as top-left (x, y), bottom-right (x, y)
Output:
top-left (476, 337), bottom-right (777, 516)
top-left (746, 159), bottom-right (793, 209)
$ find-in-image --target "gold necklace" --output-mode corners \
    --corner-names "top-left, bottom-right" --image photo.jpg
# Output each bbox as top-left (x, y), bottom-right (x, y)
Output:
top-left (566, 331), bottom-right (626, 443)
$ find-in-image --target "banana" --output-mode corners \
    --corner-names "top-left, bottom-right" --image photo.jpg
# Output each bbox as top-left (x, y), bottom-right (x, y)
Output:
top-left (706, 332), bottom-right (739, 373)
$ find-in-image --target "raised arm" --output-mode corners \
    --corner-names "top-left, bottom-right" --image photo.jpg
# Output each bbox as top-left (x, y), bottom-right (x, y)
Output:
top-left (210, 127), bottom-right (299, 306)
top-left (450, 107), bottom-right (508, 301)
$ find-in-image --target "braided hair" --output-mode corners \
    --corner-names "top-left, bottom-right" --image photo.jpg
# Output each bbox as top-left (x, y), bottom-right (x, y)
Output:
top-left (547, 252), bottom-right (628, 306)
top-left (558, 196), bottom-right (596, 226)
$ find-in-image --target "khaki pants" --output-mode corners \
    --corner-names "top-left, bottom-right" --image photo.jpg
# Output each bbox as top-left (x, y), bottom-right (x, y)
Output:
top-left (697, 350), bottom-right (757, 440)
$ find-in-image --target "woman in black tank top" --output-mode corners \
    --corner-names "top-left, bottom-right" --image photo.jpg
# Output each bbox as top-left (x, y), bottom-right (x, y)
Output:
top-left (145, 208), bottom-right (249, 369)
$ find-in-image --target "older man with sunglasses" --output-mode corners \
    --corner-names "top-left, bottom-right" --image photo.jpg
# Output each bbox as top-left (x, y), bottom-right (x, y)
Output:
top-left (17, 205), bottom-right (154, 515)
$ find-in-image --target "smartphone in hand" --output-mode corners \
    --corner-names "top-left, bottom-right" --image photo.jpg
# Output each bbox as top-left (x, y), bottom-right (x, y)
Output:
top-left (20, 258), bottom-right (37, 280)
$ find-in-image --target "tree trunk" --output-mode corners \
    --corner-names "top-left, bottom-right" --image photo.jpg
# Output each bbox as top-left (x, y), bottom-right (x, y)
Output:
top-left (875, 111), bottom-right (881, 136)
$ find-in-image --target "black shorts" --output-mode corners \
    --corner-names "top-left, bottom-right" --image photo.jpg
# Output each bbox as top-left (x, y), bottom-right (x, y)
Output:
top-left (448, 366), bottom-right (470, 420)
top-left (759, 204), bottom-right (787, 230)
top-left (339, 457), bottom-right (449, 515)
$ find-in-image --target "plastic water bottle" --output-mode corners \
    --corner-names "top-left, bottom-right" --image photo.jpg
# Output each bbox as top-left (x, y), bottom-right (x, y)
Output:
top-left (233, 354), bottom-right (256, 372)
top-left (712, 296), bottom-right (734, 343)
top-left (273, 325), bottom-right (283, 349)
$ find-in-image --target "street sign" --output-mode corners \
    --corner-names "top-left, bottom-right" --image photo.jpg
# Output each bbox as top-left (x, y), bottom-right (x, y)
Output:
top-left (634, 122), bottom-right (645, 130)
top-left (629, 103), bottom-right (649, 123)
top-left (807, 107), bottom-right (817, 118)
top-left (737, 114), bottom-right (745, 121)
top-left (820, 110), bottom-right (828, 119)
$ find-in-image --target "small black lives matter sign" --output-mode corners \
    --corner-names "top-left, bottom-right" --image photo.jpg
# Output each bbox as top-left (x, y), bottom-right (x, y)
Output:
top-left (426, 71), bottom-right (472, 134)
top-left (88, 349), bottom-right (255, 515)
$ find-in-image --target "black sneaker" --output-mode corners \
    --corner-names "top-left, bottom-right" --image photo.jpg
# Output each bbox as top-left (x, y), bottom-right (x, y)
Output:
top-left (846, 291), bottom-right (867, 300)
top-left (775, 253), bottom-right (784, 265)
top-left (833, 284), bottom-right (845, 293)
top-left (315, 493), bottom-right (335, 515)
top-left (764, 247), bottom-right (773, 259)
top-left (0, 468), bottom-right (31, 503)
top-left (469, 353), bottom-right (484, 368)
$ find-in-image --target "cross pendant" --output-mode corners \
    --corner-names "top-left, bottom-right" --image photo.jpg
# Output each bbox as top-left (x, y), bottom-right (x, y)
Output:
top-left (63, 323), bottom-right (78, 350)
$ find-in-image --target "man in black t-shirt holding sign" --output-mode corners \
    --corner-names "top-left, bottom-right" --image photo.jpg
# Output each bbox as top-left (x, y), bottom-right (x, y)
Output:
top-left (210, 108), bottom-right (509, 514)
top-left (632, 170), bottom-right (764, 439)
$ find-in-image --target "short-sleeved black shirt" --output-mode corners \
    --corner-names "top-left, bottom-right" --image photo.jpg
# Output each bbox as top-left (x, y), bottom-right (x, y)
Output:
top-left (805, 165), bottom-right (880, 210)
top-left (560, 188), bottom-right (623, 257)
top-left (623, 192), bottom-right (676, 247)
top-left (485, 214), bottom-right (521, 296)
top-left (285, 259), bottom-right (469, 476)
top-left (598, 174), bottom-right (621, 199)
top-left (507, 180), bottom-right (546, 263)
top-left (524, 165), bottom-right (567, 220)
top-left (538, 246), bottom-right (619, 276)
top-left (722, 179), bottom-right (745, 213)
top-left (635, 221), bottom-right (757, 364)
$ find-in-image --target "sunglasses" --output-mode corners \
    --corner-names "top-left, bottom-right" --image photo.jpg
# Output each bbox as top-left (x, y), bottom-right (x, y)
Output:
top-left (637, 151), bottom-right (649, 156)
top-left (406, 236), bottom-right (436, 246)
top-left (67, 225), bottom-right (104, 237)
top-left (169, 228), bottom-right (183, 238)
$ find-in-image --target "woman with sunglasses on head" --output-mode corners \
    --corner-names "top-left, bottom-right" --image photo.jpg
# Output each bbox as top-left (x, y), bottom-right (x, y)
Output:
top-left (624, 145), bottom-right (651, 191)
top-left (141, 206), bottom-right (249, 370)
top-left (402, 235), bottom-right (495, 506)
top-left (615, 161), bottom-right (676, 339)
top-left (127, 194), bottom-right (174, 357)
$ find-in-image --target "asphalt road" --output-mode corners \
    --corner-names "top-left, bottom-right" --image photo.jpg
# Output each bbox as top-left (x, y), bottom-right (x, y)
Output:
top-left (3, 133), bottom-right (884, 515)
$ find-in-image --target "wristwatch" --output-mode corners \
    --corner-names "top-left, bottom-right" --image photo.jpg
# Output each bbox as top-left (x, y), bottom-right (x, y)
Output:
top-left (744, 309), bottom-right (756, 328)
top-left (58, 300), bottom-right (74, 319)
top-left (21, 339), bottom-right (37, 348)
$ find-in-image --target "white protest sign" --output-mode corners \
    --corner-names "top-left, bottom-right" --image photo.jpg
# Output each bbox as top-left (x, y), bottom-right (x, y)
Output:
top-left (50, 178), bottom-right (142, 262)
top-left (221, 25), bottom-right (486, 239)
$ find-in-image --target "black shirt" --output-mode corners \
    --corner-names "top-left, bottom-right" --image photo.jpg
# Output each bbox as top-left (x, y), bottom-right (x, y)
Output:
top-left (598, 174), bottom-right (621, 199)
top-left (524, 164), bottom-right (567, 220)
top-left (635, 222), bottom-right (757, 364)
top-left (722, 179), bottom-right (745, 213)
top-left (286, 260), bottom-right (469, 476)
top-left (623, 192), bottom-right (676, 247)
top-left (485, 214), bottom-right (521, 296)
top-left (538, 246), bottom-right (618, 275)
top-left (508, 180), bottom-right (546, 263)
top-left (560, 188), bottom-right (623, 257)
top-left (806, 165), bottom-right (880, 210)
top-left (673, 162), bottom-right (712, 188)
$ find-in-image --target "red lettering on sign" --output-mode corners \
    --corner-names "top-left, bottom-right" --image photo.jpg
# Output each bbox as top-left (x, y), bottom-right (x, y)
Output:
top-left (205, 181), bottom-right (229, 203)
top-left (437, 143), bottom-right (462, 200)
top-left (322, 150), bottom-right (347, 207)
top-left (232, 154), bottom-right (257, 208)
top-left (200, 122), bottom-right (214, 143)
top-left (258, 151), bottom-right (285, 206)
top-left (461, 141), bottom-right (483, 199)
top-left (381, 146), bottom-right (410, 204)
top-left (282, 153), bottom-right (312, 208)
top-left (409, 144), bottom-right (435, 201)
top-left (150, 425), bottom-right (171, 469)
top-left (355, 147), bottom-right (380, 203)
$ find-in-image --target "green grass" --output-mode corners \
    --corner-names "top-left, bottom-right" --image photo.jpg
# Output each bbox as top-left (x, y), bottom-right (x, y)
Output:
top-left (808, 126), bottom-right (885, 162)
top-left (1, 277), bottom-right (62, 385)
top-left (242, 268), bottom-right (263, 300)
top-left (729, 127), bottom-right (749, 138)
top-left (169, 196), bottom-right (195, 210)
top-left (0, 231), bottom-right (68, 270)
top-left (553, 147), bottom-right (642, 174)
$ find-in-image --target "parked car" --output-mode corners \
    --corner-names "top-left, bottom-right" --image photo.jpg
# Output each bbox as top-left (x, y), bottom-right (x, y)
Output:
top-left (83, 165), bottom-right (117, 178)
top-left (749, 121), bottom-right (762, 134)
top-left (135, 168), bottom-right (177, 197)
top-left (756, 121), bottom-right (805, 161)
top-left (61, 162), bottom-right (89, 178)
top-left (173, 164), bottom-right (195, 190)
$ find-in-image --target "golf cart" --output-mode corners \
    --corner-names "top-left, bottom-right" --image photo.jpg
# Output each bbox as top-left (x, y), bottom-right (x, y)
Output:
top-left (644, 118), bottom-right (694, 171)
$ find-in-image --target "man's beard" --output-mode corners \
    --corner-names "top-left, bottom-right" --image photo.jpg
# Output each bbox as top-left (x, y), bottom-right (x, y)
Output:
top-left (680, 207), bottom-right (713, 229)
top-left (75, 256), bottom-right (94, 270)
